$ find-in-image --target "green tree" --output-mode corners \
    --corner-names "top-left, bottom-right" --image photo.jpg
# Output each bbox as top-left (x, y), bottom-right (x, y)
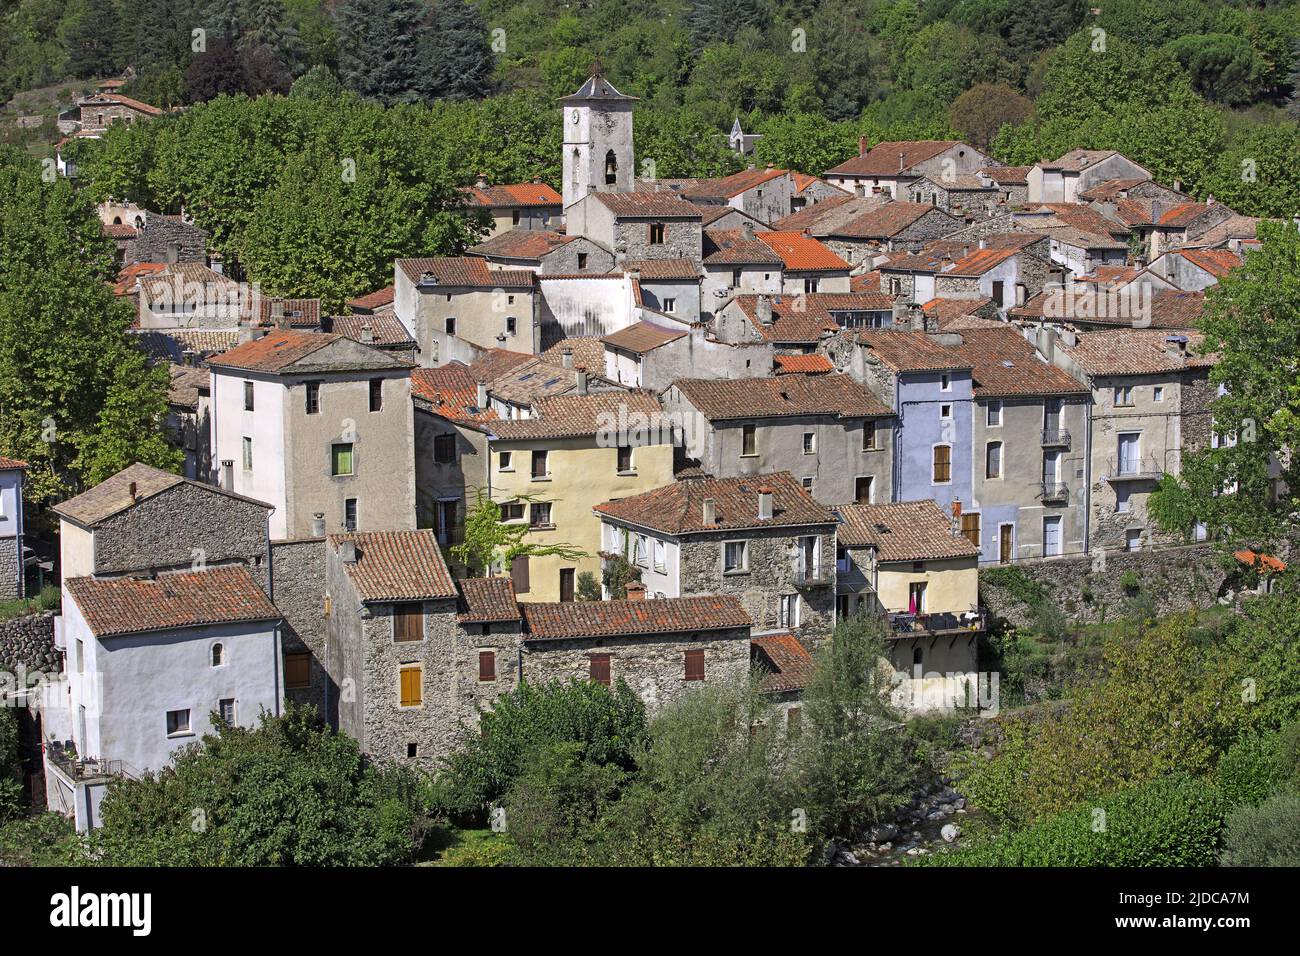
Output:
top-left (0, 151), bottom-right (180, 507)
top-left (92, 706), bottom-right (430, 865)
top-left (336, 0), bottom-right (430, 104)
top-left (948, 82), bottom-right (1035, 149)
top-left (289, 63), bottom-right (343, 99)
top-left (633, 107), bottom-right (742, 179)
top-left (425, 0), bottom-right (494, 100)
top-left (753, 112), bottom-right (857, 175)
top-left (449, 488), bottom-right (586, 577)
top-left (1221, 792), bottom-right (1300, 866)
top-left (60, 0), bottom-right (121, 78)
top-left (1166, 33), bottom-right (1271, 107)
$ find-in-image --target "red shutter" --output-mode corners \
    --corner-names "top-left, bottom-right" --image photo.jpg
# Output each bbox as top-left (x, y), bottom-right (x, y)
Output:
top-left (684, 649), bottom-right (705, 681)
top-left (590, 654), bottom-right (611, 686)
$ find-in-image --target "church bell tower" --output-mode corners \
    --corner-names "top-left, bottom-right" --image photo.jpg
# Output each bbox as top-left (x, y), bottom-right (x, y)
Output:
top-left (560, 62), bottom-right (638, 210)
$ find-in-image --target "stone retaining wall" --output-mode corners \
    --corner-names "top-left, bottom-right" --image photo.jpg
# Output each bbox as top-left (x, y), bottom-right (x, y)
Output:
top-left (0, 611), bottom-right (58, 674)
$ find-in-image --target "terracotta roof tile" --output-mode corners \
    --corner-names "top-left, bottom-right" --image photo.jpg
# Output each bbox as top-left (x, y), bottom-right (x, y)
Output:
top-left (770, 193), bottom-right (859, 232)
top-left (1010, 289), bottom-right (1206, 329)
top-left (835, 500), bottom-right (979, 561)
top-left (1057, 329), bottom-right (1216, 376)
top-left (0, 456), bottom-right (28, 471)
top-left (112, 262), bottom-right (167, 296)
top-left (857, 330), bottom-right (974, 373)
top-left (410, 364), bottom-right (499, 428)
top-left (53, 462), bottom-right (271, 527)
top-left (167, 363), bottom-right (208, 408)
top-left (978, 166), bottom-right (1030, 185)
top-left (602, 321), bottom-right (688, 354)
top-left (773, 353), bottom-right (834, 374)
top-left (461, 182), bottom-right (562, 208)
top-left (752, 632), bottom-right (814, 692)
top-left (920, 298), bottom-right (1002, 331)
top-left (592, 192), bottom-right (702, 218)
top-left (347, 285), bottom-right (396, 311)
top-left (101, 223), bottom-right (137, 239)
top-left (729, 293), bottom-right (893, 344)
top-left (259, 298), bottom-right (321, 328)
top-left (489, 390), bottom-right (662, 441)
top-left (329, 530), bottom-right (458, 602)
top-left (702, 229), bottom-right (785, 266)
top-left (1077, 178), bottom-right (1151, 202)
top-left (65, 566), bottom-right (279, 638)
top-left (522, 595), bottom-right (751, 641)
top-left (851, 271), bottom-right (882, 293)
top-left (679, 167), bottom-right (790, 201)
top-left (944, 247), bottom-right (1021, 277)
top-left (330, 311), bottom-right (416, 349)
top-left (457, 577), bottom-right (520, 622)
top-left (623, 258), bottom-right (701, 279)
top-left (953, 328), bottom-right (1088, 397)
top-left (542, 337), bottom-right (606, 372)
top-left (469, 229), bottom-right (576, 260)
top-left (595, 471), bottom-right (836, 535)
top-left (1177, 248), bottom-right (1242, 279)
top-left (397, 256), bottom-right (534, 289)
top-left (825, 141), bottom-right (965, 177)
top-left (671, 372), bottom-right (891, 421)
top-left (1042, 149), bottom-right (1123, 172)
top-left (828, 202), bottom-right (953, 240)
top-left (207, 329), bottom-right (410, 374)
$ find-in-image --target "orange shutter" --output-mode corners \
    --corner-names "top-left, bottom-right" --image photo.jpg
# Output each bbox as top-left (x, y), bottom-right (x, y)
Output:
top-left (400, 667), bottom-right (422, 706)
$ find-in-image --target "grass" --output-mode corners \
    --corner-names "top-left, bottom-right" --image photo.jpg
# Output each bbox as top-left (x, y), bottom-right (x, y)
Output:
top-left (0, 584), bottom-right (60, 622)
top-left (419, 826), bottom-right (515, 867)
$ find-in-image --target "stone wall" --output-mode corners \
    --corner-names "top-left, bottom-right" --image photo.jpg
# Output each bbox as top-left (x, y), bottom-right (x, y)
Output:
top-left (270, 538), bottom-right (329, 716)
top-left (0, 612), bottom-right (58, 673)
top-left (978, 543), bottom-right (1227, 626)
top-left (1181, 367), bottom-right (1216, 454)
top-left (614, 220), bottom-right (702, 264)
top-left (0, 536), bottom-right (21, 600)
top-left (126, 217), bottom-right (206, 265)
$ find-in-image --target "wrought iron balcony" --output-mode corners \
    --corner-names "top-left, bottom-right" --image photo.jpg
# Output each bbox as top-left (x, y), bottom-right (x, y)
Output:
top-left (1107, 457), bottom-right (1163, 480)
top-left (790, 565), bottom-right (833, 587)
top-left (1041, 428), bottom-right (1071, 448)
top-left (885, 608), bottom-right (987, 637)
top-left (1039, 482), bottom-right (1070, 503)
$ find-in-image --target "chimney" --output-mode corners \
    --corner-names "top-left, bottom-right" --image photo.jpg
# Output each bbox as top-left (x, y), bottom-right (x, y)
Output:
top-left (858, 135), bottom-right (868, 157)
top-left (1206, 194), bottom-right (1215, 206)
top-left (575, 366), bottom-right (589, 395)
top-left (756, 294), bottom-right (773, 327)
top-left (311, 513), bottom-right (325, 537)
top-left (701, 497), bottom-right (716, 525)
top-left (1173, 178), bottom-right (1182, 193)
top-left (339, 539), bottom-right (358, 563)
top-left (128, 481), bottom-right (137, 501)
top-left (360, 323), bottom-right (374, 343)
top-left (561, 347), bottom-right (574, 368)
top-left (742, 220), bottom-right (755, 240)
top-left (1039, 325), bottom-right (1057, 364)
top-left (624, 581), bottom-right (646, 601)
top-left (270, 299), bottom-right (286, 329)
top-left (476, 380), bottom-right (489, 408)
top-left (1164, 335), bottom-right (1189, 362)
top-left (978, 237), bottom-right (987, 250)
top-left (237, 322), bottom-right (255, 345)
top-left (962, 244), bottom-right (970, 259)
top-left (908, 303), bottom-right (926, 332)
top-left (220, 459), bottom-right (233, 489)
top-left (1135, 254), bottom-right (1148, 269)
top-left (898, 152), bottom-right (905, 173)
top-left (475, 171), bottom-right (488, 188)
top-left (757, 486), bottom-right (774, 520)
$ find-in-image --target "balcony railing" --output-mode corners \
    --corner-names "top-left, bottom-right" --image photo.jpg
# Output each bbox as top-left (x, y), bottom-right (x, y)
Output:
top-left (1041, 428), bottom-right (1071, 448)
top-left (45, 741), bottom-right (139, 782)
top-left (790, 565), bottom-right (833, 587)
top-left (1039, 482), bottom-right (1070, 503)
top-left (886, 608), bottom-right (987, 637)
top-left (1108, 457), bottom-right (1163, 480)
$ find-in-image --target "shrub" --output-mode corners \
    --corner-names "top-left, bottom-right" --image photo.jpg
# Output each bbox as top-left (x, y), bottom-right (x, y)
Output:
top-left (1220, 792), bottom-right (1300, 866)
top-left (921, 775), bottom-right (1225, 866)
top-left (0, 813), bottom-right (86, 866)
top-left (1216, 723), bottom-right (1300, 808)
top-left (0, 708), bottom-right (20, 822)
top-left (502, 741), bottom-right (626, 866)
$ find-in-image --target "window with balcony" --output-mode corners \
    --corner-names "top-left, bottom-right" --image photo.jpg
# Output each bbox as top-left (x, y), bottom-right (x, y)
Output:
top-left (530, 502), bottom-right (553, 529)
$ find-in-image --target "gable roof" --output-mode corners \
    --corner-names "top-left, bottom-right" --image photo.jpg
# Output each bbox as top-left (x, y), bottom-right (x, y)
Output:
top-left (488, 390), bottom-right (661, 441)
top-left (702, 229), bottom-right (785, 266)
top-left (329, 530), bottom-right (457, 602)
top-left (522, 595), bottom-right (750, 641)
top-left (752, 633), bottom-right (815, 693)
top-left (595, 471), bottom-right (836, 535)
top-left (207, 330), bottom-right (411, 375)
top-left (602, 321), bottom-right (688, 354)
top-left (770, 193), bottom-right (861, 233)
top-left (347, 285), bottom-right (395, 312)
top-left (1174, 247), bottom-right (1243, 279)
top-left (825, 141), bottom-right (967, 177)
top-left (978, 166), bottom-right (1030, 185)
top-left (1010, 288), bottom-right (1206, 329)
top-left (943, 246), bottom-right (1022, 277)
top-left (671, 372), bottom-right (891, 421)
top-left (65, 565), bottom-right (279, 638)
top-left (1057, 329), bottom-right (1216, 376)
top-left (53, 462), bottom-right (271, 528)
top-left (461, 182), bottom-right (562, 208)
top-left (773, 353), bottom-right (834, 375)
top-left (828, 202), bottom-right (953, 240)
top-left (0, 457), bottom-right (28, 472)
top-left (954, 328), bottom-right (1089, 398)
top-left (679, 167), bottom-right (790, 200)
top-left (591, 191), bottom-right (702, 219)
top-left (469, 229), bottom-right (577, 260)
top-left (857, 330), bottom-right (974, 373)
top-left (397, 256), bottom-right (534, 289)
top-left (330, 311), bottom-right (417, 350)
top-left (756, 231), bottom-right (850, 271)
top-left (835, 500), bottom-right (979, 561)
top-left (457, 577), bottom-right (520, 623)
top-left (728, 292), bottom-right (892, 344)
top-left (410, 364), bottom-right (499, 428)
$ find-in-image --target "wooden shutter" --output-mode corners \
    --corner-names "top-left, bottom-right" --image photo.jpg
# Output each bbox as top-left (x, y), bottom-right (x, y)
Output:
top-left (933, 445), bottom-right (951, 483)
top-left (393, 603), bottom-right (423, 642)
top-left (511, 555), bottom-right (530, 593)
top-left (399, 666), bottom-right (422, 707)
top-left (961, 513), bottom-right (981, 548)
top-left (284, 652), bottom-right (310, 689)
top-left (684, 649), bottom-right (705, 681)
top-left (589, 654), bottom-right (611, 686)
top-left (478, 650), bottom-right (496, 682)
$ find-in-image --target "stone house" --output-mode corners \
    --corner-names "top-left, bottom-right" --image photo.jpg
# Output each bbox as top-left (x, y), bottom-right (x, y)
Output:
top-left (166, 364), bottom-right (212, 481)
top-left (700, 226), bottom-right (784, 317)
top-left (1027, 149), bottom-right (1151, 204)
top-left (906, 174), bottom-right (1004, 222)
top-left (693, 203), bottom-right (772, 234)
top-left (518, 594), bottom-right (754, 711)
top-left (329, 312), bottom-right (419, 364)
top-left (561, 71), bottom-right (637, 211)
top-left (207, 330), bottom-right (417, 541)
top-left (790, 172), bottom-right (852, 212)
top-left (976, 166), bottom-right (1030, 205)
top-left (625, 258), bottom-right (702, 322)
top-left (931, 244), bottom-right (1054, 314)
top-left (594, 471), bottom-right (838, 644)
top-left (467, 229), bottom-right (616, 274)
top-left (821, 202), bottom-right (963, 265)
top-left (751, 632), bottom-right (815, 728)
top-left (834, 500), bottom-right (982, 712)
top-left (602, 319), bottom-right (774, 391)
top-left (663, 373), bottom-right (895, 507)
top-left (0, 457), bottom-right (27, 599)
top-left (1050, 328), bottom-right (1217, 552)
top-left (676, 166), bottom-right (796, 226)
top-left (459, 180), bottom-right (563, 238)
top-left (956, 328), bottom-right (1091, 564)
top-left (393, 256), bottom-right (537, 364)
top-left (714, 292), bottom-right (897, 351)
top-left (823, 140), bottom-right (995, 200)
top-left (76, 92), bottom-right (163, 136)
top-left (1010, 286), bottom-right (1205, 333)
top-left (565, 190), bottom-right (704, 265)
top-left (135, 262), bottom-right (245, 329)
top-left (755, 231), bottom-right (852, 294)
top-left (1146, 248), bottom-right (1243, 292)
top-left (1120, 199), bottom-right (1239, 263)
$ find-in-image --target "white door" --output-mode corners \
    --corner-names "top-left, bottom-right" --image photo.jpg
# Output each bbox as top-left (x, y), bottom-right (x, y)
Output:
top-left (1118, 433), bottom-right (1140, 474)
top-left (1043, 516), bottom-right (1062, 557)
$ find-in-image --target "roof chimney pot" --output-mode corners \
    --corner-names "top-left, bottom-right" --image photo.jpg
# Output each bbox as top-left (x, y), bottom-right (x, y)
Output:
top-left (757, 487), bottom-right (774, 520)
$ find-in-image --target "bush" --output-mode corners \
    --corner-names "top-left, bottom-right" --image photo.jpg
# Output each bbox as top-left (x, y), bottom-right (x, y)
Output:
top-left (921, 776), bottom-right (1225, 866)
top-left (1220, 792), bottom-right (1300, 866)
top-left (1216, 723), bottom-right (1300, 808)
top-left (0, 813), bottom-right (86, 866)
top-left (0, 708), bottom-right (20, 822)
top-left (432, 678), bottom-right (647, 822)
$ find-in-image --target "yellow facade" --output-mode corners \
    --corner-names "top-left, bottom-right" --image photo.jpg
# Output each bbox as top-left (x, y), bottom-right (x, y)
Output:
top-left (490, 436), bottom-right (675, 602)
top-left (875, 557), bottom-right (979, 615)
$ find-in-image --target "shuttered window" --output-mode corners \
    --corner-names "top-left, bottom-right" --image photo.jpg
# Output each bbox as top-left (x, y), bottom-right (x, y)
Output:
top-left (399, 666), bottom-right (422, 707)
top-left (589, 654), bottom-right (611, 686)
top-left (511, 555), bottom-right (530, 593)
top-left (961, 513), bottom-right (981, 548)
top-left (684, 649), bottom-right (705, 682)
top-left (285, 652), bottom-right (310, 689)
top-left (933, 445), bottom-right (951, 483)
top-left (478, 650), bottom-right (496, 682)
top-left (393, 603), bottom-right (423, 642)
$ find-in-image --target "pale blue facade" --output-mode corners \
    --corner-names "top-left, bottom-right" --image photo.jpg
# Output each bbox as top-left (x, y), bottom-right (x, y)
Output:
top-left (891, 370), bottom-right (974, 510)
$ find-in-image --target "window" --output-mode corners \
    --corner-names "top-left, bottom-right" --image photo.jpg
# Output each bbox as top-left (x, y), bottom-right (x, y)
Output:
top-left (166, 709), bottom-right (191, 736)
top-left (908, 581), bottom-right (927, 614)
top-left (501, 500), bottom-right (525, 522)
top-left (992, 279), bottom-right (1005, 306)
top-left (211, 644), bottom-right (224, 667)
top-left (530, 501), bottom-right (552, 528)
top-left (433, 433), bottom-right (456, 464)
top-left (912, 647), bottom-right (923, 668)
top-left (399, 665), bottom-right (422, 707)
top-left (804, 278), bottom-right (819, 294)
top-left (1114, 385), bottom-right (1134, 406)
top-left (741, 424), bottom-right (757, 456)
top-left (435, 500), bottom-right (458, 546)
top-left (243, 381), bottom-right (254, 411)
top-left (732, 268), bottom-right (742, 287)
top-left (218, 698), bottom-right (236, 724)
top-left (305, 381), bottom-right (321, 415)
top-left (344, 498), bottom-right (358, 531)
top-left (1115, 484), bottom-right (1132, 513)
top-left (802, 432), bottom-right (816, 455)
top-left (779, 594), bottom-right (800, 628)
top-left (663, 297), bottom-right (676, 313)
top-left (393, 603), bottom-right (423, 642)
top-left (369, 379), bottom-right (384, 412)
top-left (653, 538), bottom-right (667, 572)
top-left (933, 445), bottom-right (952, 483)
top-left (445, 317), bottom-right (456, 335)
top-left (986, 441), bottom-right (1002, 479)
top-left (478, 650), bottom-right (496, 682)
top-left (940, 403), bottom-right (952, 421)
top-left (1153, 385), bottom-right (1164, 403)
top-left (407, 742), bottom-right (419, 758)
top-left (577, 253), bottom-right (588, 269)
top-left (531, 449), bottom-right (549, 478)
top-left (961, 512), bottom-right (981, 548)
top-left (862, 423), bottom-right (877, 450)
top-left (631, 534), bottom-right (648, 567)
top-left (617, 445), bottom-right (633, 473)
top-left (723, 540), bottom-right (748, 573)
top-left (1043, 516), bottom-right (1062, 556)
top-left (285, 653), bottom-right (310, 689)
top-left (506, 316), bottom-right (517, 336)
top-left (855, 476), bottom-right (873, 504)
top-left (648, 222), bottom-right (665, 244)
top-left (1126, 528), bottom-right (1143, 552)
top-left (499, 451), bottom-right (513, 471)
top-left (1117, 432), bottom-right (1141, 475)
top-left (242, 436), bottom-right (253, 470)
top-left (605, 149), bottom-right (617, 185)
top-left (332, 443), bottom-right (354, 476)
top-left (589, 654), bottom-right (611, 686)
top-left (685, 649), bottom-right (705, 682)
top-left (802, 476), bottom-right (814, 492)
top-left (987, 401), bottom-right (1002, 426)
top-left (940, 373), bottom-right (951, 392)
top-left (511, 555), bottom-right (530, 593)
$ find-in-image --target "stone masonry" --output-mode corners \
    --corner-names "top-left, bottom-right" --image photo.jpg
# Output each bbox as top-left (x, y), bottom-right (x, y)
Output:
top-left (0, 536), bottom-right (21, 600)
top-left (0, 612), bottom-right (58, 674)
top-left (270, 538), bottom-right (329, 716)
